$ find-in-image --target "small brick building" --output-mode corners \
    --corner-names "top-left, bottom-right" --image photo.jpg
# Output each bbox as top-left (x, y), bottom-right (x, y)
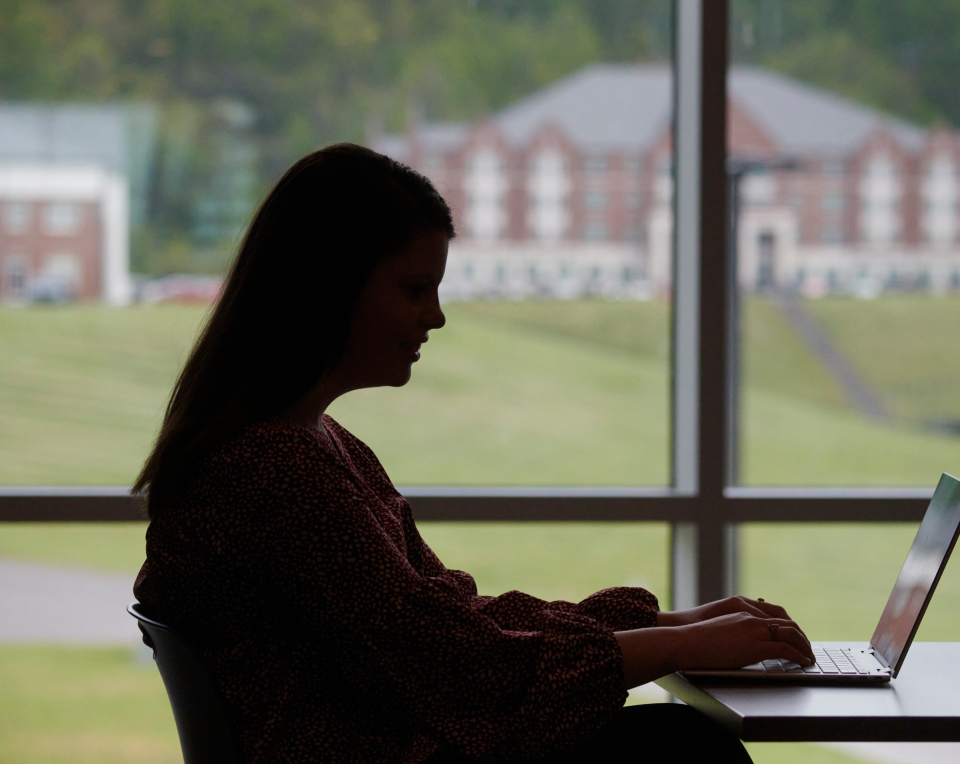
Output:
top-left (0, 106), bottom-right (138, 304)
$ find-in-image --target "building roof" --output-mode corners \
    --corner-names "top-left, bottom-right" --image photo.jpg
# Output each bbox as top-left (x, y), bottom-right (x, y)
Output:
top-left (384, 63), bottom-right (934, 158)
top-left (0, 104), bottom-right (130, 171)
top-left (494, 64), bottom-right (672, 153)
top-left (0, 103), bottom-right (157, 226)
top-left (729, 67), bottom-right (926, 155)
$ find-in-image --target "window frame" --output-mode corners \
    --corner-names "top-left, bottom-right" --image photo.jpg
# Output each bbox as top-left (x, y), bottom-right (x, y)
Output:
top-left (0, 0), bottom-right (933, 608)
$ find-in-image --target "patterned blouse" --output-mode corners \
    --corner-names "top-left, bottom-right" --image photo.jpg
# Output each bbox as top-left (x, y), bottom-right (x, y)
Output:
top-left (134, 417), bottom-right (660, 763)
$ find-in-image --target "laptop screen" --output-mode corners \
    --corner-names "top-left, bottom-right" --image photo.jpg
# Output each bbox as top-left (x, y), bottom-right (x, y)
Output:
top-left (872, 473), bottom-right (960, 677)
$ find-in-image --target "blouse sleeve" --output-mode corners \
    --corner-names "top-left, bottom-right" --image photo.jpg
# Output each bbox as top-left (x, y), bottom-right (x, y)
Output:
top-left (242, 428), bottom-right (638, 761)
top-left (341, 422), bottom-right (661, 636)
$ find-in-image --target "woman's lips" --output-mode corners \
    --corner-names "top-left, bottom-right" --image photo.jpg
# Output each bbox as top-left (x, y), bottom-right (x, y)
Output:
top-left (400, 342), bottom-right (422, 361)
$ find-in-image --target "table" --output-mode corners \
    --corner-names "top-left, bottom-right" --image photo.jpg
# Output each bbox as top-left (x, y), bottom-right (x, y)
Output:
top-left (654, 643), bottom-right (960, 741)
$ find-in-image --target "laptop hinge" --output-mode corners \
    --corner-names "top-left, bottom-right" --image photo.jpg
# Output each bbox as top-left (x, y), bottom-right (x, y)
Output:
top-left (867, 645), bottom-right (891, 671)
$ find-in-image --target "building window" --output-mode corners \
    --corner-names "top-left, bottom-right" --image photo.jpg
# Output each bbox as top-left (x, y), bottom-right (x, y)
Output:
top-left (922, 154), bottom-right (958, 246)
top-left (623, 223), bottom-right (643, 243)
top-left (583, 190), bottom-right (607, 211)
top-left (463, 149), bottom-right (507, 240)
top-left (526, 149), bottom-right (570, 241)
top-left (821, 193), bottom-right (845, 213)
top-left (2, 202), bottom-right (32, 234)
top-left (859, 154), bottom-right (901, 246)
top-left (43, 203), bottom-right (83, 235)
top-left (42, 253), bottom-right (82, 296)
top-left (624, 156), bottom-right (643, 174)
top-left (822, 160), bottom-right (845, 176)
top-left (742, 168), bottom-right (774, 205)
top-left (820, 225), bottom-right (845, 244)
top-left (654, 156), bottom-right (672, 205)
top-left (583, 156), bottom-right (606, 175)
top-left (3, 254), bottom-right (29, 299)
top-left (624, 193), bottom-right (642, 211)
top-left (582, 222), bottom-right (607, 241)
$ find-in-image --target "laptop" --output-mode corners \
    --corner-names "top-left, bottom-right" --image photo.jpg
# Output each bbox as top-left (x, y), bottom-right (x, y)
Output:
top-left (683, 472), bottom-right (960, 685)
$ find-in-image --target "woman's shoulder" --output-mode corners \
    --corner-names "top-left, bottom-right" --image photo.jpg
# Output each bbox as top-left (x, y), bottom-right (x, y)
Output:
top-left (206, 418), bottom-right (339, 479)
top-left (322, 415), bottom-right (397, 488)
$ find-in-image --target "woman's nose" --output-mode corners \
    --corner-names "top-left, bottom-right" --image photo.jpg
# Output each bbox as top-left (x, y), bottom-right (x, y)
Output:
top-left (426, 291), bottom-right (446, 330)
top-left (429, 304), bottom-right (446, 330)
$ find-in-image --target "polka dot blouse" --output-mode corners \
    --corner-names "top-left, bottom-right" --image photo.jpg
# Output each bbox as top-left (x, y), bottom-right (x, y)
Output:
top-left (134, 417), bottom-right (660, 763)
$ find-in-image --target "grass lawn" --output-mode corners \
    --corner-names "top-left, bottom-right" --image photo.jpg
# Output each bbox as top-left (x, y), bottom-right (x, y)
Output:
top-left (2, 298), bottom-right (960, 764)
top-left (0, 646), bottom-right (872, 764)
top-left (0, 645), bottom-right (180, 764)
top-left (805, 295), bottom-right (960, 423)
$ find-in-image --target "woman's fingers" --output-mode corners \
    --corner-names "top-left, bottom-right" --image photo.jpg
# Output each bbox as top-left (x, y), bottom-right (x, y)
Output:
top-left (757, 602), bottom-right (790, 620)
top-left (766, 641), bottom-right (817, 668)
top-left (761, 621), bottom-right (815, 664)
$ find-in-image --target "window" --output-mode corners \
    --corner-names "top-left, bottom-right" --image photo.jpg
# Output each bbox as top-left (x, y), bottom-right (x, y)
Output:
top-left (463, 149), bottom-right (507, 240)
top-left (822, 160), bottom-right (845, 177)
top-left (42, 203), bottom-right (83, 235)
top-left (582, 190), bottom-right (607, 211)
top-left (859, 154), bottom-right (902, 245)
top-left (582, 222), bottom-right (608, 241)
top-left (922, 155), bottom-right (958, 246)
top-left (526, 149), bottom-right (571, 241)
top-left (583, 156), bottom-right (607, 175)
top-left (654, 156), bottom-right (672, 205)
top-left (819, 225), bottom-right (845, 244)
top-left (5, 6), bottom-right (954, 758)
top-left (3, 254), bottom-right (29, 299)
top-left (820, 193), bottom-right (845, 214)
top-left (2, 201), bottom-right (31, 233)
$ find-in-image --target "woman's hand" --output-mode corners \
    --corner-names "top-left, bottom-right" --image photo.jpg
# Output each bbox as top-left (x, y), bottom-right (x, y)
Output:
top-left (656, 596), bottom-right (790, 627)
top-left (671, 612), bottom-right (814, 670)
top-left (615, 606), bottom-right (815, 689)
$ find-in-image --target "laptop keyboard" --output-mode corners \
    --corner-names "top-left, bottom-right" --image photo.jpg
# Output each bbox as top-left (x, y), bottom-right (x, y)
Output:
top-left (762, 647), bottom-right (876, 675)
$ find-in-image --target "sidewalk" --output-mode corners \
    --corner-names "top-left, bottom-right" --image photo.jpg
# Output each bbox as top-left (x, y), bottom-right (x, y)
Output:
top-left (0, 557), bottom-right (140, 644)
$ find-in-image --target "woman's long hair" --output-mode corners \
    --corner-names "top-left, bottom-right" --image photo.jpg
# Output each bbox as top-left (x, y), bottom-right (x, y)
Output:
top-left (133, 144), bottom-right (455, 518)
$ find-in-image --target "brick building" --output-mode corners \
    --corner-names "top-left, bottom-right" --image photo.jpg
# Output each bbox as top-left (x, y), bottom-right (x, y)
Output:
top-left (0, 105), bottom-right (152, 304)
top-left (374, 64), bottom-right (960, 299)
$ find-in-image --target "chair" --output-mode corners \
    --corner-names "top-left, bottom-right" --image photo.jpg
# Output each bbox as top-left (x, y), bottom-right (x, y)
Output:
top-left (127, 602), bottom-right (245, 764)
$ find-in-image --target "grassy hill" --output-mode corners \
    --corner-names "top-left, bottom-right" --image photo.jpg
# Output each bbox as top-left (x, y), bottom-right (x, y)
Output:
top-left (1, 298), bottom-right (959, 764)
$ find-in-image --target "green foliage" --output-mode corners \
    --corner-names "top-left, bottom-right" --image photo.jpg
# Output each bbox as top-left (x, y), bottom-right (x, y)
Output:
top-left (732, 0), bottom-right (960, 126)
top-left (762, 30), bottom-right (936, 124)
top-left (6, 0), bottom-right (960, 274)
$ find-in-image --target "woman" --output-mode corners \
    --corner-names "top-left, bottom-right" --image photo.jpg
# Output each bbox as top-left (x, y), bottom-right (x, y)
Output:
top-left (134, 144), bottom-right (813, 763)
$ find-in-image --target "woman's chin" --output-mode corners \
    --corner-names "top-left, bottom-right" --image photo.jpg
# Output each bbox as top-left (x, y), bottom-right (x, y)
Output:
top-left (389, 365), bottom-right (414, 387)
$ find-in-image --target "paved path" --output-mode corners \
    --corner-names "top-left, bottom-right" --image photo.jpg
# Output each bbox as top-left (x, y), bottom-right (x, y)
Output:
top-left (767, 289), bottom-right (889, 422)
top-left (4, 557), bottom-right (960, 763)
top-left (0, 556), bottom-right (140, 644)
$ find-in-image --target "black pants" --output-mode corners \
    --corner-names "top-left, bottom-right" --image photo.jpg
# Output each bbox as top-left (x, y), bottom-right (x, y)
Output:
top-left (428, 703), bottom-right (753, 763)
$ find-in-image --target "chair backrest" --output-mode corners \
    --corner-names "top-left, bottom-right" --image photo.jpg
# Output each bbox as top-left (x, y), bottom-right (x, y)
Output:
top-left (127, 602), bottom-right (245, 764)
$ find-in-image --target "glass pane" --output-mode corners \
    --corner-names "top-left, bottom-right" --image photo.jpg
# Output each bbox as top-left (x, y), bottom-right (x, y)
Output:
top-left (730, 1), bottom-right (960, 486)
top-left (0, 2), bottom-right (675, 488)
top-left (0, 4), bottom-right (679, 761)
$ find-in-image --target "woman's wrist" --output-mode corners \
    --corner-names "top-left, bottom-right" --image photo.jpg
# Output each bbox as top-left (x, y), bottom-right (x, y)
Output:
top-left (656, 609), bottom-right (692, 627)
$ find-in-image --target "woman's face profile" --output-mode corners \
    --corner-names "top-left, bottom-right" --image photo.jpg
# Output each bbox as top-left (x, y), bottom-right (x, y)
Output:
top-left (336, 229), bottom-right (449, 391)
